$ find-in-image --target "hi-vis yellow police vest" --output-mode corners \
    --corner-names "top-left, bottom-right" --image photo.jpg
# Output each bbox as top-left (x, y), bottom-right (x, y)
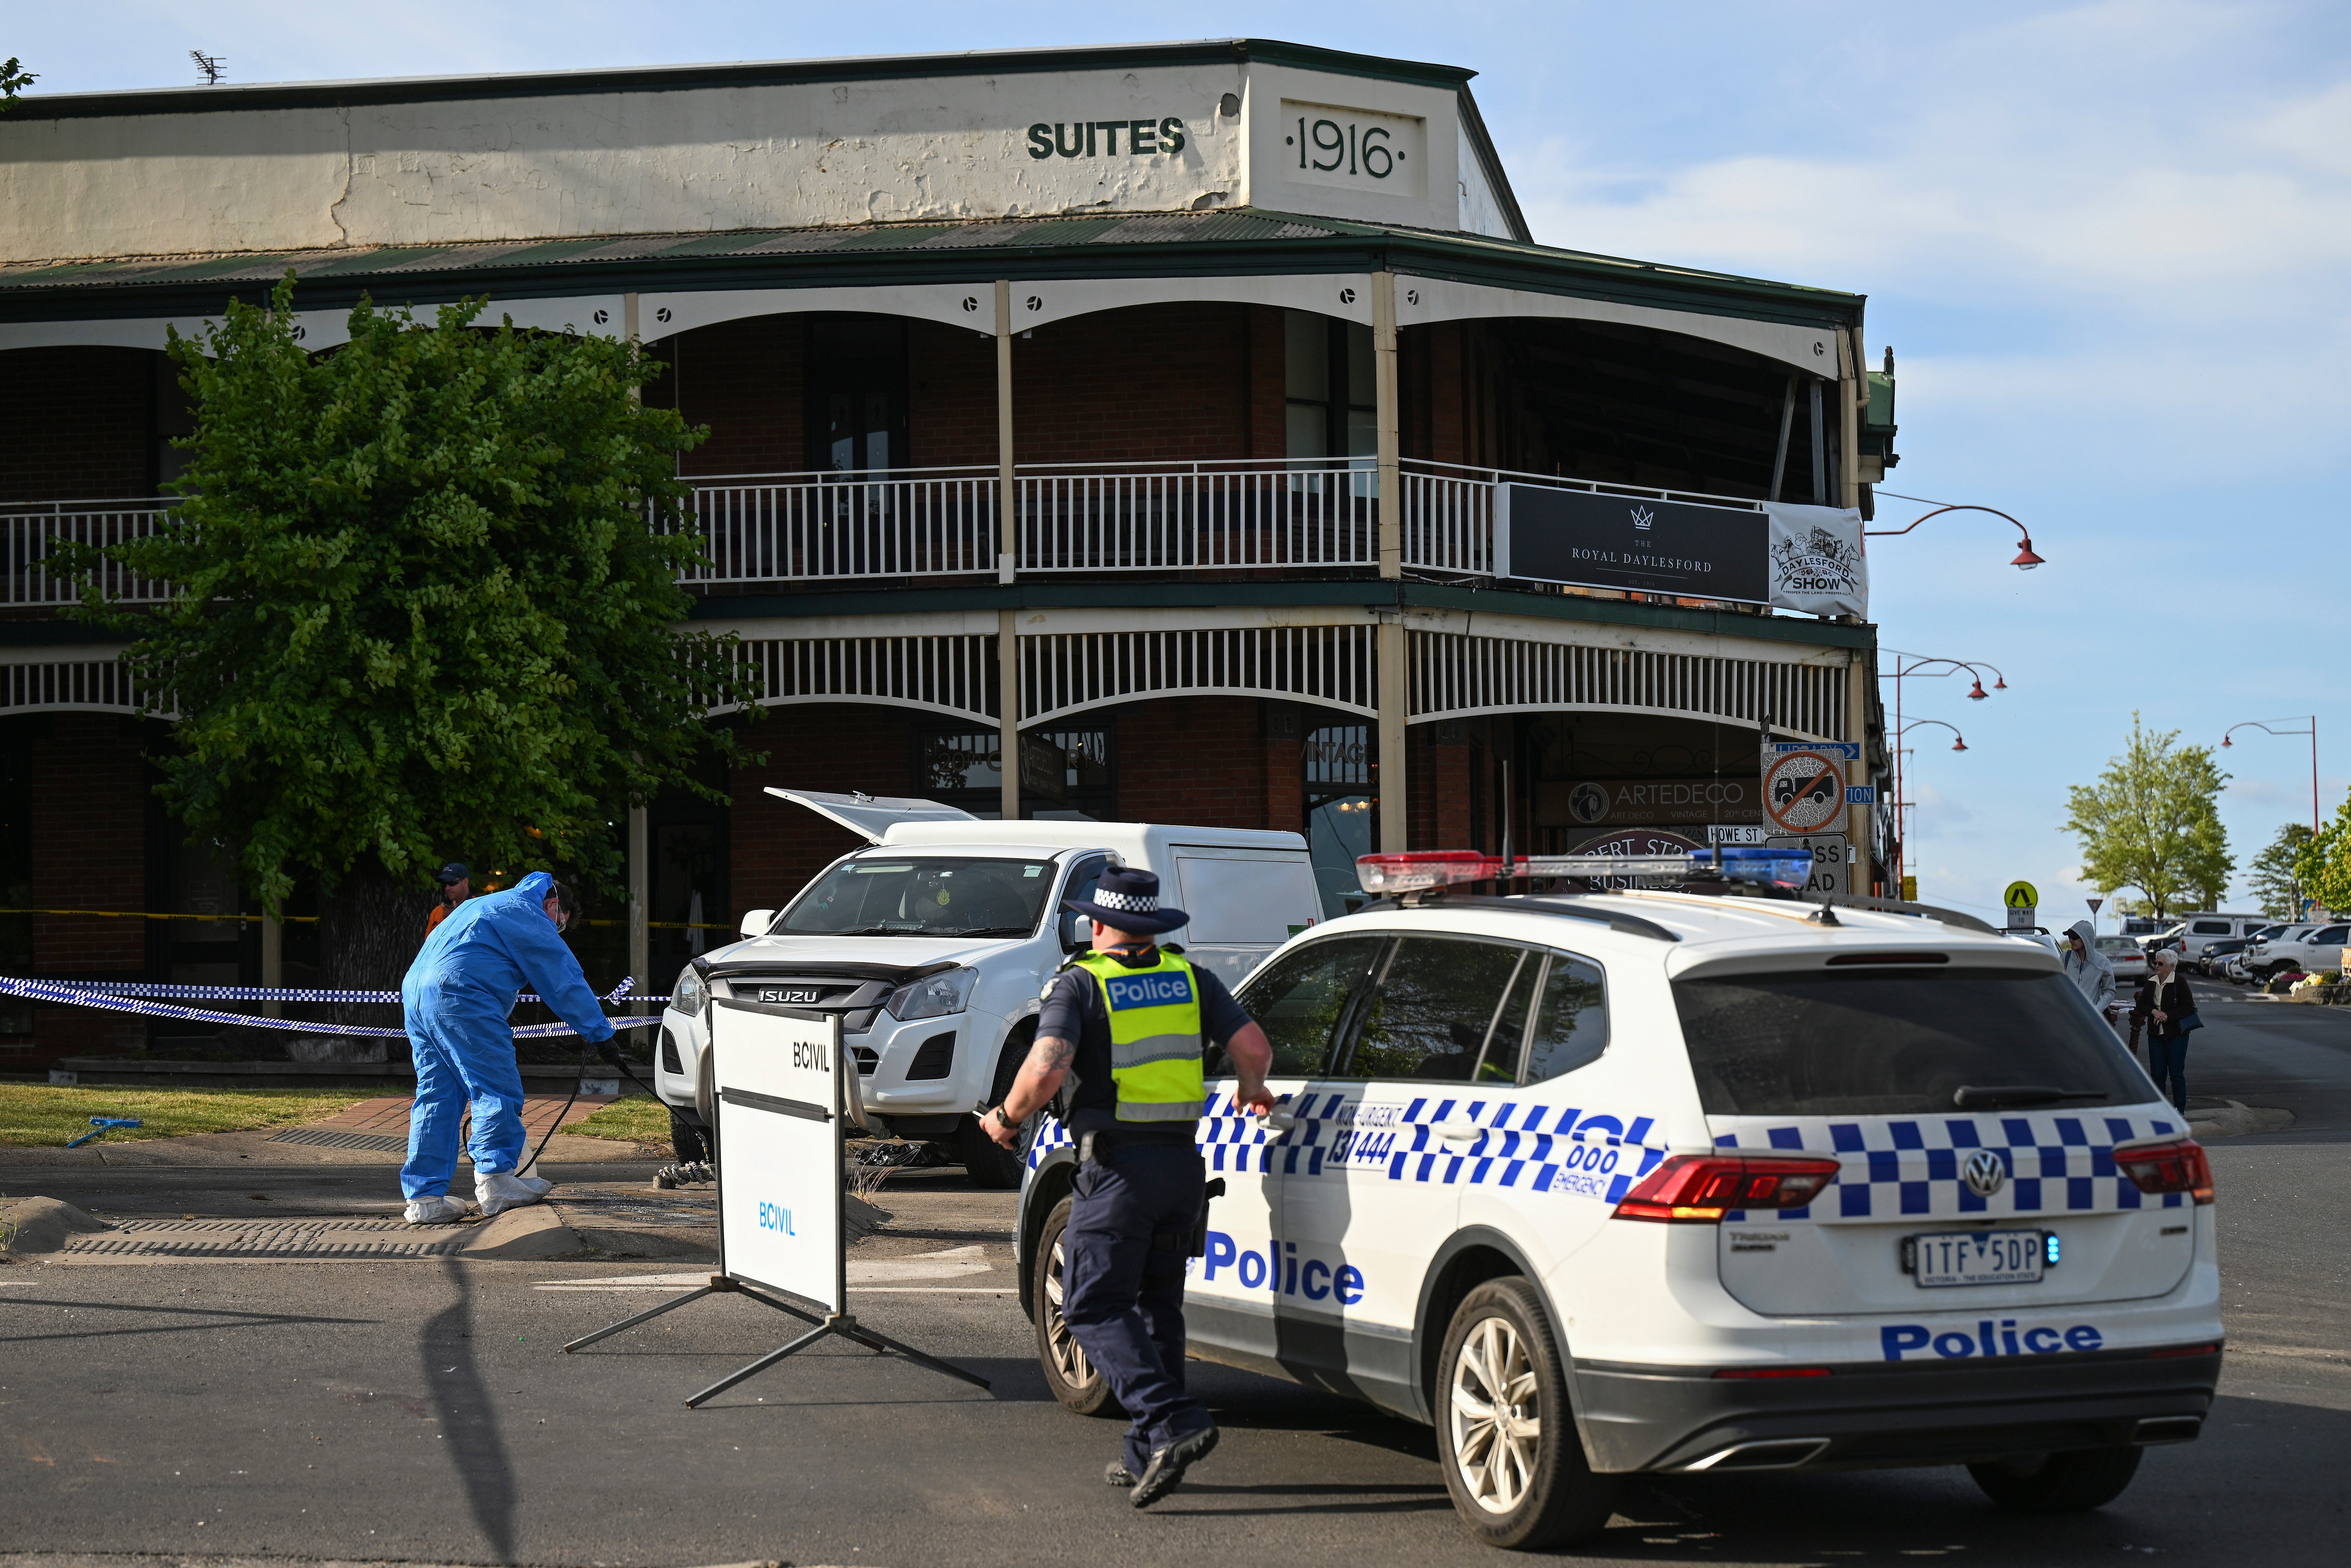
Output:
top-left (1076, 949), bottom-right (1207, 1124)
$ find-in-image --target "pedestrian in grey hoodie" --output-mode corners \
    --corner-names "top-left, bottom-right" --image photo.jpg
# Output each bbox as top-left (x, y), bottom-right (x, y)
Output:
top-left (2063, 918), bottom-right (2115, 1014)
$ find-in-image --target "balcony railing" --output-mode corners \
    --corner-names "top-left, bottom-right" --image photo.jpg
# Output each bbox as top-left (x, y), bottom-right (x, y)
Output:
top-left (1017, 460), bottom-right (1376, 573)
top-left (1, 499), bottom-right (174, 606)
top-left (675, 467), bottom-right (998, 584)
top-left (9, 463), bottom-right (1782, 602)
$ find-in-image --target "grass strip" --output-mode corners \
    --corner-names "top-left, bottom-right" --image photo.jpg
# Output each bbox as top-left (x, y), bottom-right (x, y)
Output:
top-left (0, 1084), bottom-right (370, 1147)
top-left (564, 1095), bottom-right (672, 1145)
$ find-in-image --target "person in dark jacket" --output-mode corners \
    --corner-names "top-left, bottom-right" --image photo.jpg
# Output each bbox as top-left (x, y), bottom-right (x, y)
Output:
top-left (2142, 948), bottom-right (2197, 1113)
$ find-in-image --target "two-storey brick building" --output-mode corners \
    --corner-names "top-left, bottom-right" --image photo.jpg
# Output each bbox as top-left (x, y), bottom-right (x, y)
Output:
top-left (0, 40), bottom-right (1896, 1062)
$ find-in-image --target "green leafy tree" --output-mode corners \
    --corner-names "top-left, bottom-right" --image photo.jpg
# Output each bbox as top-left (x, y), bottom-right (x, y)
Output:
top-left (2297, 792), bottom-right (2351, 918)
top-left (66, 275), bottom-right (761, 998)
top-left (2064, 714), bottom-right (2232, 920)
top-left (0, 57), bottom-right (35, 110)
top-left (2248, 822), bottom-right (2315, 920)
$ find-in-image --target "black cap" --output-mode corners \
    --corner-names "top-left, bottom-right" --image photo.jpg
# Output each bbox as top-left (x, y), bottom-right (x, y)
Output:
top-left (435, 861), bottom-right (470, 885)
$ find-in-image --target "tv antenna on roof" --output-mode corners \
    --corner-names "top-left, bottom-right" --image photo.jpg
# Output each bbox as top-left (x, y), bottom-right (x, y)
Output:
top-left (190, 51), bottom-right (225, 85)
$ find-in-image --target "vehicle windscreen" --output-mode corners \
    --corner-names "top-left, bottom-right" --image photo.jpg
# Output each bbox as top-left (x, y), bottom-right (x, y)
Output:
top-left (1671, 967), bottom-right (2152, 1116)
top-left (781, 857), bottom-right (1056, 937)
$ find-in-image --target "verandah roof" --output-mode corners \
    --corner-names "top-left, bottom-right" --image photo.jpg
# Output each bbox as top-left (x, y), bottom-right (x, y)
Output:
top-left (0, 208), bottom-right (1862, 334)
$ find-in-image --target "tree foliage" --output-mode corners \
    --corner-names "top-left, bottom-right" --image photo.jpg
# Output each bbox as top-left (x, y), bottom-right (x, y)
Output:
top-left (2249, 822), bottom-right (2315, 920)
top-left (2064, 714), bottom-right (2232, 920)
top-left (68, 275), bottom-right (761, 946)
top-left (2296, 792), bottom-right (2351, 917)
top-left (0, 56), bottom-right (36, 109)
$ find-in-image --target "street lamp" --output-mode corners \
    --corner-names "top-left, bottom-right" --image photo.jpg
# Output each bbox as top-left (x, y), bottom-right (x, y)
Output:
top-left (1871, 492), bottom-right (2045, 569)
top-left (1882, 652), bottom-right (2007, 893)
top-left (1890, 719), bottom-right (1969, 891)
top-left (2222, 717), bottom-right (2320, 835)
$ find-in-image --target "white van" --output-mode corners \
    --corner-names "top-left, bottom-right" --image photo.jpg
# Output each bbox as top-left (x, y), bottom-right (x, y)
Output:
top-left (654, 790), bottom-right (1321, 1186)
top-left (2160, 913), bottom-right (2272, 960)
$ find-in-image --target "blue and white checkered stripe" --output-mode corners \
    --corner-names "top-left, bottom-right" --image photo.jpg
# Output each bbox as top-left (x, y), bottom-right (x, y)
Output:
top-left (1709, 1111), bottom-right (2187, 1221)
top-left (1028, 1093), bottom-right (1669, 1202)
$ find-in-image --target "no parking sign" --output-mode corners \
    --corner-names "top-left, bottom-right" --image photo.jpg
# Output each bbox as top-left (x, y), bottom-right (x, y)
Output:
top-left (1762, 741), bottom-right (1859, 835)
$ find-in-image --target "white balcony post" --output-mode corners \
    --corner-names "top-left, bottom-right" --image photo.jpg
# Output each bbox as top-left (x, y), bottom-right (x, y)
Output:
top-left (1373, 271), bottom-right (1402, 581)
top-left (1377, 612), bottom-right (1409, 852)
top-left (997, 279), bottom-right (1016, 585)
top-left (999, 608), bottom-right (1021, 821)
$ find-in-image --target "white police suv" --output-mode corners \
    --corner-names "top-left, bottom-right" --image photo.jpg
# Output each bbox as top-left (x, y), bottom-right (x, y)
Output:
top-left (1014, 850), bottom-right (2221, 1551)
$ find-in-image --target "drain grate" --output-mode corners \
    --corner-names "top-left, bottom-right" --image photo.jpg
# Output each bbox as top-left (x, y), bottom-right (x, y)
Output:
top-left (63, 1218), bottom-right (466, 1258)
top-left (269, 1128), bottom-right (412, 1152)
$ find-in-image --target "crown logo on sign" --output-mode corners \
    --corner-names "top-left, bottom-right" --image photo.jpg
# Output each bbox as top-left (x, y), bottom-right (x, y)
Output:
top-left (1630, 506), bottom-right (1654, 530)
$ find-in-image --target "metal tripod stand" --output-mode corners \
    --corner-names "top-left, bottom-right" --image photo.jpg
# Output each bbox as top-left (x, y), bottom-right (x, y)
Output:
top-left (563, 1272), bottom-right (989, 1405)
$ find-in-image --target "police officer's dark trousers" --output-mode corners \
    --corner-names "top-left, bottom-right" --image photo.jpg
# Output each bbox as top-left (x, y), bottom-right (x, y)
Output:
top-left (1061, 1139), bottom-right (1211, 1475)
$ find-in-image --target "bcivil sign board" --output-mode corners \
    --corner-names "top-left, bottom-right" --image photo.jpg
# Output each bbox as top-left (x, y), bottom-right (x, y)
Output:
top-left (1762, 740), bottom-right (1860, 837)
top-left (1765, 833), bottom-right (1851, 897)
top-left (713, 999), bottom-right (846, 1312)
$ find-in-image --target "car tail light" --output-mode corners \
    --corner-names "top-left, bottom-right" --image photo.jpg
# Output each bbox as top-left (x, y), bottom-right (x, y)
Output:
top-left (1612, 1155), bottom-right (1843, 1222)
top-left (2114, 1140), bottom-right (2214, 1205)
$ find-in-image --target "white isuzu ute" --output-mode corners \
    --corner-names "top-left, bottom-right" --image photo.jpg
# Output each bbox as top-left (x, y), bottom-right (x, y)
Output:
top-left (655, 790), bottom-right (1321, 1186)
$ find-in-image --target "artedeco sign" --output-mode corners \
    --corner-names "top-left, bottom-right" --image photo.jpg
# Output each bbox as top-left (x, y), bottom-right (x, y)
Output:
top-left (1495, 488), bottom-right (1769, 603)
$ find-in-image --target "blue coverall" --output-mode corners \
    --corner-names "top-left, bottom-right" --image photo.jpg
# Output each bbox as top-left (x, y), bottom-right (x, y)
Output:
top-left (399, 870), bottom-right (617, 1201)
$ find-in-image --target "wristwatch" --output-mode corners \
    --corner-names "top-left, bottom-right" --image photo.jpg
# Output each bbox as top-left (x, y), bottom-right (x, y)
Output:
top-left (985, 1103), bottom-right (1017, 1131)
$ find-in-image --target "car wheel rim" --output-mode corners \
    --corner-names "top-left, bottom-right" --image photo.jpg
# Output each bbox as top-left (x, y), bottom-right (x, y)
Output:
top-left (1449, 1314), bottom-right (1541, 1514)
top-left (1044, 1235), bottom-right (1096, 1389)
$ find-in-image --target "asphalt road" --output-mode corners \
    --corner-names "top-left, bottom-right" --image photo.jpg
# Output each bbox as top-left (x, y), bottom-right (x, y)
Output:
top-left (4, 999), bottom-right (2347, 1568)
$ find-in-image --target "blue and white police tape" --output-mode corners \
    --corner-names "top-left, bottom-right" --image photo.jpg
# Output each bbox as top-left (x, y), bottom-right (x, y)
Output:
top-left (41, 976), bottom-right (639, 1006)
top-left (0, 975), bottom-right (660, 1040)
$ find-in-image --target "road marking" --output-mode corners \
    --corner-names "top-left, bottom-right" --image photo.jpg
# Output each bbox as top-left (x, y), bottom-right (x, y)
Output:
top-left (850, 1286), bottom-right (1017, 1294)
top-left (534, 1272), bottom-right (708, 1291)
top-left (849, 1245), bottom-right (991, 1284)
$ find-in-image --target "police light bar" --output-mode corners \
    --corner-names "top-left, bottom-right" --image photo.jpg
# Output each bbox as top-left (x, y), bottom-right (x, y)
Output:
top-left (1355, 848), bottom-right (1812, 896)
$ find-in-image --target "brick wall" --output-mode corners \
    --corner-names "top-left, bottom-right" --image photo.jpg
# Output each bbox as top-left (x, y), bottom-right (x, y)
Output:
top-left (0, 347), bottom-right (154, 502)
top-left (1011, 304), bottom-right (1259, 466)
top-left (30, 715), bottom-right (150, 1057)
top-left (671, 318), bottom-right (804, 476)
top-left (1113, 696), bottom-right (1268, 828)
top-left (909, 320), bottom-right (999, 468)
top-left (728, 704), bottom-right (916, 914)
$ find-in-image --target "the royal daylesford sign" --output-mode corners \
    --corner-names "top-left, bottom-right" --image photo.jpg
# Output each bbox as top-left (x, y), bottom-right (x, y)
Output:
top-left (1496, 489), bottom-right (1870, 618)
top-left (1496, 487), bottom-right (1770, 603)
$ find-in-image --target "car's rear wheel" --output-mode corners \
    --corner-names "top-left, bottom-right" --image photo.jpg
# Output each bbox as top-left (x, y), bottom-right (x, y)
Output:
top-left (1032, 1196), bottom-right (1120, 1417)
top-left (1435, 1278), bottom-right (1619, 1550)
top-left (1968, 1446), bottom-right (2143, 1512)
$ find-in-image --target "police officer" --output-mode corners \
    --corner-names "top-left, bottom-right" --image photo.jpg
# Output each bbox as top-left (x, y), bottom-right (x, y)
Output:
top-left (976, 864), bottom-right (1274, 1507)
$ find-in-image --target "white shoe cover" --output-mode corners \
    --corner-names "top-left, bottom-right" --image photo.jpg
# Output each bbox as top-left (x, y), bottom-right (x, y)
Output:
top-left (513, 1172), bottom-right (553, 1197)
top-left (404, 1196), bottom-right (468, 1225)
top-left (476, 1170), bottom-right (548, 1217)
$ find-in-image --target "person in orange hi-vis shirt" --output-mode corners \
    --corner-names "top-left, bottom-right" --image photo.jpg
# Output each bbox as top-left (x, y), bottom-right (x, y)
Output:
top-left (425, 862), bottom-right (471, 934)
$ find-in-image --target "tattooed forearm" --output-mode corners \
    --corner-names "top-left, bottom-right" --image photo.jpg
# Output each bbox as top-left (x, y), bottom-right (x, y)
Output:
top-left (1028, 1034), bottom-right (1077, 1075)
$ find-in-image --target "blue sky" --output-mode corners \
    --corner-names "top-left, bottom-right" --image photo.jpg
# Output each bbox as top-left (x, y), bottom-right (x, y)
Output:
top-left (14, 3), bottom-right (2346, 925)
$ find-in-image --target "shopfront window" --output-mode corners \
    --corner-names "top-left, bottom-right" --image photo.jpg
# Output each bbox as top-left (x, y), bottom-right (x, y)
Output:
top-left (918, 725), bottom-right (1114, 820)
top-left (1306, 722), bottom-right (1374, 919)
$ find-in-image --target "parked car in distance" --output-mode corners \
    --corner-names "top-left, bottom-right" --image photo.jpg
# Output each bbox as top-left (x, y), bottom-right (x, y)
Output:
top-left (2098, 934), bottom-right (2149, 986)
top-left (2192, 938), bottom-right (2246, 980)
top-left (2254, 922), bottom-right (2349, 980)
top-left (2002, 927), bottom-right (2061, 962)
top-left (2244, 925), bottom-right (2320, 981)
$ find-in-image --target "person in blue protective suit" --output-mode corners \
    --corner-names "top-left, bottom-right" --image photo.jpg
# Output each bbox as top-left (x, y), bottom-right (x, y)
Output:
top-left (399, 870), bottom-right (618, 1225)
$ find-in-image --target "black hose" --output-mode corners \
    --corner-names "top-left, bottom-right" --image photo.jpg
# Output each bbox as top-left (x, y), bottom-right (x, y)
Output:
top-left (520, 1031), bottom-right (662, 1176)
